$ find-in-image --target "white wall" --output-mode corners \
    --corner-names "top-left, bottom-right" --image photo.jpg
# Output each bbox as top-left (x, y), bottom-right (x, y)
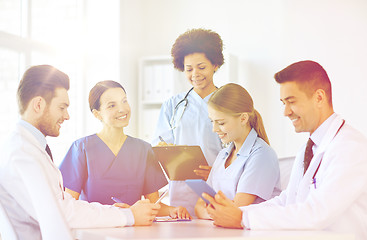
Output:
top-left (120, 0), bottom-right (367, 157)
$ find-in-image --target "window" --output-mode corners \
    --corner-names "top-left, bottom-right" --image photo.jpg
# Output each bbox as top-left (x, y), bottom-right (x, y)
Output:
top-left (0, 0), bottom-right (22, 36)
top-left (0, 48), bottom-right (23, 140)
top-left (0, 0), bottom-right (120, 165)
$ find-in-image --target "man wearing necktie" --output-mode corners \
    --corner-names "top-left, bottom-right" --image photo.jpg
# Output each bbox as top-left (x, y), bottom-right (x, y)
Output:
top-left (202, 60), bottom-right (367, 240)
top-left (303, 138), bottom-right (314, 174)
top-left (0, 65), bottom-right (160, 239)
top-left (45, 144), bottom-right (53, 161)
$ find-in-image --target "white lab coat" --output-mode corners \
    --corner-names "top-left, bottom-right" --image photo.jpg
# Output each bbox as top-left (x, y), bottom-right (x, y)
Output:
top-left (0, 123), bottom-right (132, 239)
top-left (242, 114), bottom-right (367, 240)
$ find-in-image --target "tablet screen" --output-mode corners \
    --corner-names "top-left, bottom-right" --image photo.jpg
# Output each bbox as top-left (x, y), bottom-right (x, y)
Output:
top-left (185, 179), bottom-right (216, 204)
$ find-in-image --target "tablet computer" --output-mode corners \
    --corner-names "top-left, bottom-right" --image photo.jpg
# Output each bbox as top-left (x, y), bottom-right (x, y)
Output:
top-left (185, 179), bottom-right (217, 204)
top-left (153, 145), bottom-right (208, 181)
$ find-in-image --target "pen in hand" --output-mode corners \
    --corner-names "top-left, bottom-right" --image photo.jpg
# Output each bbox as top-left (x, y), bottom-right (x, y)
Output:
top-left (155, 189), bottom-right (169, 204)
top-left (111, 196), bottom-right (123, 203)
top-left (111, 197), bottom-right (130, 208)
top-left (159, 136), bottom-right (167, 144)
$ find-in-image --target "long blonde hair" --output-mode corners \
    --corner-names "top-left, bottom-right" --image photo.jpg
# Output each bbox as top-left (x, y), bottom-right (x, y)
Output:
top-left (208, 83), bottom-right (270, 145)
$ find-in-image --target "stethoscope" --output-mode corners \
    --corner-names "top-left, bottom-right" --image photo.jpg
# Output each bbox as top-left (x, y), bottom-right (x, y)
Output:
top-left (311, 119), bottom-right (345, 189)
top-left (169, 87), bottom-right (194, 129)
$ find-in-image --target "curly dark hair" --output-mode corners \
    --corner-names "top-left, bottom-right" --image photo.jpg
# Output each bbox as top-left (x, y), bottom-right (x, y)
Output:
top-left (171, 28), bottom-right (224, 72)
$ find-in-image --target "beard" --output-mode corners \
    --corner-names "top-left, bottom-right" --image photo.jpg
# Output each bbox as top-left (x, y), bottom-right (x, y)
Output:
top-left (37, 107), bottom-right (60, 137)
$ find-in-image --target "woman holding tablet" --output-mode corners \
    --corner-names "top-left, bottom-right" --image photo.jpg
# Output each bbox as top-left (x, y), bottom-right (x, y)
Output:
top-left (195, 83), bottom-right (281, 219)
top-left (59, 80), bottom-right (191, 219)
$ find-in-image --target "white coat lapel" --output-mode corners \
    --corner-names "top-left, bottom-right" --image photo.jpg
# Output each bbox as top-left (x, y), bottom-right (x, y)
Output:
top-left (296, 115), bottom-right (345, 201)
top-left (18, 124), bottom-right (55, 165)
top-left (17, 124), bottom-right (65, 196)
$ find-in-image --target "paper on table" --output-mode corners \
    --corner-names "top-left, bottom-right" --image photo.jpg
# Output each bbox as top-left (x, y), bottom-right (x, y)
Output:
top-left (154, 217), bottom-right (192, 222)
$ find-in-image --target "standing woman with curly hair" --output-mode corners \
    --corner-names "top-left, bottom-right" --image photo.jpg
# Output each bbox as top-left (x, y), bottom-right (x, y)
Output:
top-left (152, 28), bottom-right (224, 216)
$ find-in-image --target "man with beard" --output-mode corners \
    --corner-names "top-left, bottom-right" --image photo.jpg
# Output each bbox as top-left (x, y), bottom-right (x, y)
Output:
top-left (0, 65), bottom-right (160, 240)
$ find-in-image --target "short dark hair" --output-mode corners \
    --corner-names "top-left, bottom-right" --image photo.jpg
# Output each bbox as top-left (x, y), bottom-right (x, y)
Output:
top-left (89, 80), bottom-right (126, 112)
top-left (274, 60), bottom-right (332, 105)
top-left (17, 65), bottom-right (70, 115)
top-left (171, 28), bottom-right (224, 71)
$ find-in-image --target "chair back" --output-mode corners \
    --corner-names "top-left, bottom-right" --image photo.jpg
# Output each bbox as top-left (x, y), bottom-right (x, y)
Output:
top-left (278, 156), bottom-right (295, 190)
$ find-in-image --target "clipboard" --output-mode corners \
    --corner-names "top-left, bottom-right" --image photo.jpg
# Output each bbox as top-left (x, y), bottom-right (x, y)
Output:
top-left (152, 145), bottom-right (208, 181)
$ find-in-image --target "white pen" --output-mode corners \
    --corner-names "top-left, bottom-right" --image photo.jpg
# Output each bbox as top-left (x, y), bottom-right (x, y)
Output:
top-left (111, 196), bottom-right (123, 203)
top-left (159, 136), bottom-right (167, 144)
top-left (155, 189), bottom-right (168, 204)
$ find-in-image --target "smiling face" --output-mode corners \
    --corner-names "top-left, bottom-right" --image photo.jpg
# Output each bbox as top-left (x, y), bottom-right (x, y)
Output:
top-left (208, 105), bottom-right (247, 145)
top-left (93, 87), bottom-right (131, 129)
top-left (280, 81), bottom-right (322, 134)
top-left (37, 88), bottom-right (70, 137)
top-left (184, 53), bottom-right (218, 92)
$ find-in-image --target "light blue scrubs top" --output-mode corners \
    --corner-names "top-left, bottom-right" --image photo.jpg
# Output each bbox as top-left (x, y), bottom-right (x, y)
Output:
top-left (59, 135), bottom-right (168, 205)
top-left (207, 129), bottom-right (281, 204)
top-left (152, 89), bottom-right (223, 216)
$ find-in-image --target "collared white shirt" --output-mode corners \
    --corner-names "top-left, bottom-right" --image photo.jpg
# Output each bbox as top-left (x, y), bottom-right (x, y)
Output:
top-left (309, 113), bottom-right (337, 156)
top-left (19, 119), bottom-right (47, 150)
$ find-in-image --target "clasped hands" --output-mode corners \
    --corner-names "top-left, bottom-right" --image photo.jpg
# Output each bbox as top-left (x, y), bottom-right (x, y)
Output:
top-left (113, 199), bottom-right (160, 226)
top-left (113, 200), bottom-right (191, 226)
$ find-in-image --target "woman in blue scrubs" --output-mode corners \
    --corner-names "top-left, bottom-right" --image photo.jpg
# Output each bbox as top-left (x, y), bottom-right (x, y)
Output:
top-left (195, 83), bottom-right (281, 219)
top-left (60, 80), bottom-right (191, 219)
top-left (152, 29), bottom-right (224, 216)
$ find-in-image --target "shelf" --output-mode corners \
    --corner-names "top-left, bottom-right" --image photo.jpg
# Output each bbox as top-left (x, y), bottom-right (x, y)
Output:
top-left (141, 101), bottom-right (164, 106)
